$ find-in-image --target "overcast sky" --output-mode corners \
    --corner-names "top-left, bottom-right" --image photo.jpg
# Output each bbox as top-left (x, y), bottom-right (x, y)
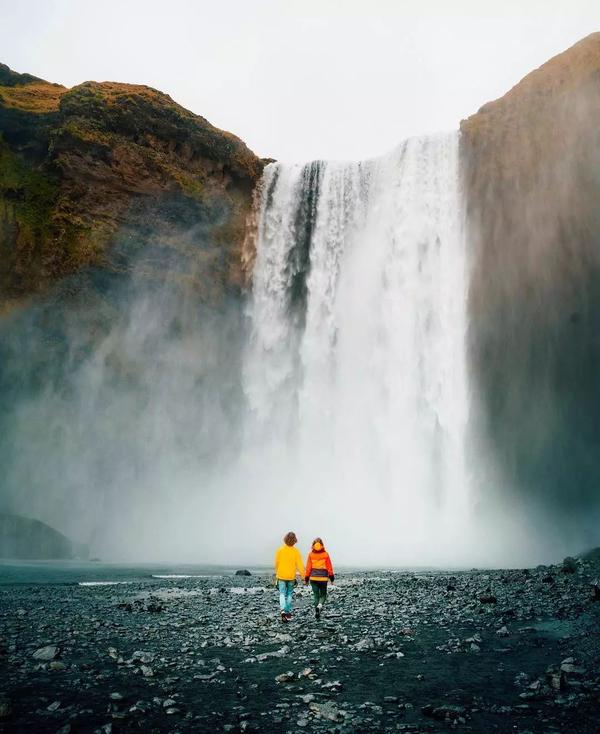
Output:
top-left (1, 0), bottom-right (598, 161)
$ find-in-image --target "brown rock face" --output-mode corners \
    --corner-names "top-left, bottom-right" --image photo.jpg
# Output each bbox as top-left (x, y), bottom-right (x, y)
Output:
top-left (0, 64), bottom-right (264, 307)
top-left (0, 66), bottom-right (267, 544)
top-left (461, 34), bottom-right (600, 520)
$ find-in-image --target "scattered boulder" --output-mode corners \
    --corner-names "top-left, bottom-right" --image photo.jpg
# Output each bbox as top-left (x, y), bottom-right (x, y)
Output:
top-left (547, 669), bottom-right (566, 690)
top-left (560, 661), bottom-right (586, 677)
top-left (561, 557), bottom-right (578, 574)
top-left (309, 702), bottom-right (346, 722)
top-left (132, 651), bottom-right (154, 664)
top-left (422, 704), bottom-right (466, 722)
top-left (235, 570), bottom-right (252, 577)
top-left (353, 637), bottom-right (375, 651)
top-left (275, 671), bottom-right (295, 683)
top-left (32, 645), bottom-right (59, 661)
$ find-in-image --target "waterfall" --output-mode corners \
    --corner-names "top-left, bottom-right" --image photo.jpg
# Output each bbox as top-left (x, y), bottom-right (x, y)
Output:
top-left (242, 133), bottom-right (471, 565)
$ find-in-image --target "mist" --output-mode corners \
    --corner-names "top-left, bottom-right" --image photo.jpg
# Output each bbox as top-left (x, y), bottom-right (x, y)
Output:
top-left (0, 216), bottom-right (250, 562)
top-left (2, 120), bottom-right (597, 568)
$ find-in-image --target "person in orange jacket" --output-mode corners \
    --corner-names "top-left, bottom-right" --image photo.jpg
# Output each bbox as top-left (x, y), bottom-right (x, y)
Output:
top-left (274, 531), bottom-right (305, 622)
top-left (304, 537), bottom-right (334, 619)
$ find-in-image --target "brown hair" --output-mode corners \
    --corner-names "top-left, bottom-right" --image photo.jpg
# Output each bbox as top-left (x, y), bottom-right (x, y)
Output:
top-left (312, 537), bottom-right (324, 547)
top-left (284, 532), bottom-right (297, 546)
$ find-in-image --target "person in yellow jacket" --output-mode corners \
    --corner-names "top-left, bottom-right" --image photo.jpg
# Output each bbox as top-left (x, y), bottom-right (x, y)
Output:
top-left (304, 537), bottom-right (335, 619)
top-left (274, 531), bottom-right (305, 622)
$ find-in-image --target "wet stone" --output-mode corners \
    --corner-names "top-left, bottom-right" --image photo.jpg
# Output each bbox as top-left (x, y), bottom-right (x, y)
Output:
top-left (0, 696), bottom-right (11, 718)
top-left (32, 645), bottom-right (59, 661)
top-left (0, 558), bottom-right (599, 732)
top-left (275, 671), bottom-right (295, 683)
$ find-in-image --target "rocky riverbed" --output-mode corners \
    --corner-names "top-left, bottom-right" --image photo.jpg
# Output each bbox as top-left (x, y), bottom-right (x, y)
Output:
top-left (0, 559), bottom-right (599, 733)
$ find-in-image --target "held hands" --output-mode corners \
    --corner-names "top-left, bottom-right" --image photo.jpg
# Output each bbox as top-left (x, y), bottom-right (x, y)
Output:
top-left (304, 577), bottom-right (309, 585)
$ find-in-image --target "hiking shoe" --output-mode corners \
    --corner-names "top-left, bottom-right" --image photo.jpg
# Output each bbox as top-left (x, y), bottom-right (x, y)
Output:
top-left (281, 611), bottom-right (288, 623)
top-left (315, 606), bottom-right (321, 620)
top-left (285, 612), bottom-right (292, 621)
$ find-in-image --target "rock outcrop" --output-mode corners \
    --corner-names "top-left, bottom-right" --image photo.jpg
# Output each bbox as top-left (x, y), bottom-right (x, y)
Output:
top-left (0, 512), bottom-right (73, 559)
top-left (0, 63), bottom-right (263, 309)
top-left (461, 33), bottom-right (600, 523)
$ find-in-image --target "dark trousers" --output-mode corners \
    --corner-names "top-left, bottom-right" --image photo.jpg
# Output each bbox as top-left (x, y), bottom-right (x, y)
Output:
top-left (310, 580), bottom-right (328, 607)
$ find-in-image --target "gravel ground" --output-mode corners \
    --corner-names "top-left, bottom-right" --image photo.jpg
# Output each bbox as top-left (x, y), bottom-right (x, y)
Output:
top-left (0, 559), bottom-right (599, 733)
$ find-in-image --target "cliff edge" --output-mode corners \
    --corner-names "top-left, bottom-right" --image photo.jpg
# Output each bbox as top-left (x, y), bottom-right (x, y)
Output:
top-left (0, 63), bottom-right (263, 308)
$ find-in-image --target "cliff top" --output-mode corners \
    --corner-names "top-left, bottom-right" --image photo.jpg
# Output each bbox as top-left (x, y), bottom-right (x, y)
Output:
top-left (0, 63), bottom-right (260, 180)
top-left (461, 32), bottom-right (600, 134)
top-left (0, 63), bottom-right (263, 300)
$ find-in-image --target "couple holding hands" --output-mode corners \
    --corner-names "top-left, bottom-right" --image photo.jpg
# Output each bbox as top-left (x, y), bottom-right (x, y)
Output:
top-left (274, 531), bottom-right (335, 622)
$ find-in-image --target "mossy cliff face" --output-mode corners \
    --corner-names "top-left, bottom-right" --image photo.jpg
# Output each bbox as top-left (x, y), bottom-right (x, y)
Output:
top-left (0, 66), bottom-right (264, 543)
top-left (461, 33), bottom-right (600, 523)
top-left (0, 63), bottom-right (263, 308)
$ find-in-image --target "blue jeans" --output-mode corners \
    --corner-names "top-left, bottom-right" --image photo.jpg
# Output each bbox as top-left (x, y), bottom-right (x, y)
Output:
top-left (278, 580), bottom-right (294, 613)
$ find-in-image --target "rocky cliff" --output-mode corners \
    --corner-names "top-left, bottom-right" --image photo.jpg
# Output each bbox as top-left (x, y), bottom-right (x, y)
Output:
top-left (0, 66), bottom-right (265, 547)
top-left (461, 33), bottom-right (600, 528)
top-left (0, 63), bottom-right (263, 310)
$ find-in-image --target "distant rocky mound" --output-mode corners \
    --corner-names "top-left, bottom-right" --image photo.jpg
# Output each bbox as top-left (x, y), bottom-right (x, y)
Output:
top-left (0, 513), bottom-right (73, 559)
top-left (0, 63), bottom-right (263, 310)
top-left (461, 33), bottom-right (600, 526)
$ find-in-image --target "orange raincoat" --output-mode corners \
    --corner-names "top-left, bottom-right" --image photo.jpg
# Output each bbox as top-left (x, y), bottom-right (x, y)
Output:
top-left (305, 541), bottom-right (334, 583)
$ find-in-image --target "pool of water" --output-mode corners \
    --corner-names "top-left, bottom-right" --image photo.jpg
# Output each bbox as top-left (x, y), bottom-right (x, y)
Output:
top-left (0, 560), bottom-right (270, 586)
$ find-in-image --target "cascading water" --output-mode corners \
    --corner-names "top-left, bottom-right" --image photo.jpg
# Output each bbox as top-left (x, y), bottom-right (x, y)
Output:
top-left (1, 128), bottom-right (573, 566)
top-left (242, 133), bottom-right (471, 566)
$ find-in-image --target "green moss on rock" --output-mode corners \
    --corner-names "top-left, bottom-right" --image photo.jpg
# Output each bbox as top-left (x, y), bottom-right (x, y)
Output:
top-left (0, 63), bottom-right (264, 306)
